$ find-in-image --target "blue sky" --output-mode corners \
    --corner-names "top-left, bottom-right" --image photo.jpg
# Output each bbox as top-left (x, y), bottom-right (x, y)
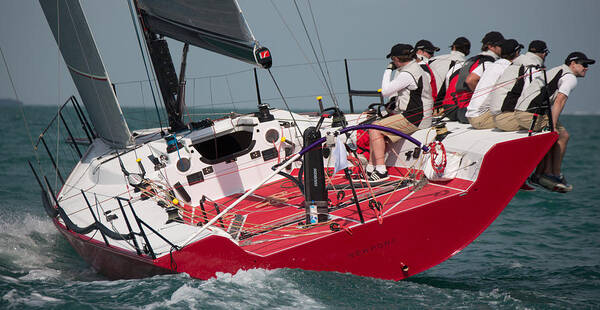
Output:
top-left (1, 0), bottom-right (599, 114)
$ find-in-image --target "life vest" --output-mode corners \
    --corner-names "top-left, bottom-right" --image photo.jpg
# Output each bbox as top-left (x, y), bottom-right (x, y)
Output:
top-left (420, 62), bottom-right (438, 102)
top-left (441, 54), bottom-right (496, 111)
top-left (516, 64), bottom-right (574, 114)
top-left (489, 64), bottom-right (527, 114)
top-left (393, 61), bottom-right (433, 128)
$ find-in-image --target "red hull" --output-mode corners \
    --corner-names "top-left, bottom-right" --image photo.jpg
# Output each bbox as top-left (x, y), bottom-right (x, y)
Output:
top-left (54, 132), bottom-right (557, 280)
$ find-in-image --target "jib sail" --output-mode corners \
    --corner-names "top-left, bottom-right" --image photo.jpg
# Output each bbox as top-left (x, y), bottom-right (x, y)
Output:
top-left (39, 0), bottom-right (133, 148)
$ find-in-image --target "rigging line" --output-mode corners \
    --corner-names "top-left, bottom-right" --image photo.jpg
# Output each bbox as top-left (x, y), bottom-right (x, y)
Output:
top-left (209, 77), bottom-right (214, 114)
top-left (267, 69), bottom-right (302, 138)
top-left (0, 43), bottom-right (40, 165)
top-left (55, 0), bottom-right (62, 189)
top-left (111, 57), bottom-right (382, 86)
top-left (268, 0), bottom-right (328, 93)
top-left (225, 75), bottom-right (238, 112)
top-left (127, 0), bottom-right (164, 132)
top-left (307, 0), bottom-right (337, 106)
top-left (292, 0), bottom-right (338, 109)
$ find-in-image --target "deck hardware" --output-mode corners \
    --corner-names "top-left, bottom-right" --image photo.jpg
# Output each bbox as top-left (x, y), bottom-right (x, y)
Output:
top-left (186, 171), bottom-right (204, 185)
top-left (202, 166), bottom-right (214, 175)
top-left (250, 150), bottom-right (261, 159)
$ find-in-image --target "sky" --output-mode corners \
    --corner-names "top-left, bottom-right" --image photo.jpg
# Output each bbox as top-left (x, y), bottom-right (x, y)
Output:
top-left (0, 0), bottom-right (599, 115)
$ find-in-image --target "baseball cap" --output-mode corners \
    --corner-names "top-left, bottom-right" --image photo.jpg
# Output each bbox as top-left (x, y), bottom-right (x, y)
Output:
top-left (451, 36), bottom-right (471, 55)
top-left (414, 39), bottom-right (440, 54)
top-left (481, 31), bottom-right (505, 46)
top-left (500, 39), bottom-right (524, 56)
top-left (451, 37), bottom-right (470, 48)
top-left (528, 40), bottom-right (548, 54)
top-left (565, 52), bottom-right (596, 65)
top-left (386, 43), bottom-right (414, 58)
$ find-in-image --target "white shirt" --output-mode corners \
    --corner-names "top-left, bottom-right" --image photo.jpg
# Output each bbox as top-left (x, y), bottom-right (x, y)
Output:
top-left (429, 50), bottom-right (466, 91)
top-left (470, 50), bottom-right (501, 77)
top-left (557, 74), bottom-right (577, 97)
top-left (513, 52), bottom-right (545, 90)
top-left (513, 52), bottom-right (543, 67)
top-left (417, 54), bottom-right (430, 63)
top-left (381, 67), bottom-right (417, 98)
top-left (481, 50), bottom-right (500, 61)
top-left (466, 58), bottom-right (512, 118)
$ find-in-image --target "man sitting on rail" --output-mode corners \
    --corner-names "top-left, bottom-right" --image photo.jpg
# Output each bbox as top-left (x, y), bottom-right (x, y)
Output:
top-left (490, 40), bottom-right (549, 131)
top-left (515, 52), bottom-right (595, 192)
top-left (429, 36), bottom-right (471, 114)
top-left (364, 43), bottom-right (433, 182)
top-left (466, 39), bottom-right (523, 129)
top-left (414, 39), bottom-right (440, 102)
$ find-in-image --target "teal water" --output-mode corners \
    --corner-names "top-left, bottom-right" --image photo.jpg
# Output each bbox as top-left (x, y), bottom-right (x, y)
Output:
top-left (0, 104), bottom-right (599, 309)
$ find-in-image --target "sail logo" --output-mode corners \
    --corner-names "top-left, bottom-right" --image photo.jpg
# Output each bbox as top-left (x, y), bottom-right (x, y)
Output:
top-left (259, 50), bottom-right (270, 59)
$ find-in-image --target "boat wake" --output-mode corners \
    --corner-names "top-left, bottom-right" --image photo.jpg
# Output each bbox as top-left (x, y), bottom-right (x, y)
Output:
top-left (0, 213), bottom-right (58, 270)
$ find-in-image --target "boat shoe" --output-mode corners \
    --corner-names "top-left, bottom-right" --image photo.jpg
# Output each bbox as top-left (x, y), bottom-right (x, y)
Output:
top-left (359, 170), bottom-right (389, 183)
top-left (538, 174), bottom-right (572, 193)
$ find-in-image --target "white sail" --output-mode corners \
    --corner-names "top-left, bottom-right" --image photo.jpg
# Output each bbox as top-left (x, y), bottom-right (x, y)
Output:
top-left (39, 0), bottom-right (133, 148)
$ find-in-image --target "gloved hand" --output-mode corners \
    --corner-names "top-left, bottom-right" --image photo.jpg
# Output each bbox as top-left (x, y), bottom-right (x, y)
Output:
top-left (387, 62), bottom-right (397, 70)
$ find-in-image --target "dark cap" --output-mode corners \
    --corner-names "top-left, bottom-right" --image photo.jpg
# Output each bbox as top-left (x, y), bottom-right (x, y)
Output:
top-left (528, 40), bottom-right (548, 54)
top-left (414, 39), bottom-right (440, 54)
top-left (565, 52), bottom-right (596, 65)
top-left (481, 31), bottom-right (505, 46)
top-left (452, 37), bottom-right (470, 48)
top-left (501, 39), bottom-right (524, 56)
top-left (386, 43), bottom-right (414, 58)
top-left (451, 36), bottom-right (471, 55)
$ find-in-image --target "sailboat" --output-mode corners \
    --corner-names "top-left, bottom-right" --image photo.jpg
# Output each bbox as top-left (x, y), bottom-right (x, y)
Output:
top-left (29, 0), bottom-right (557, 281)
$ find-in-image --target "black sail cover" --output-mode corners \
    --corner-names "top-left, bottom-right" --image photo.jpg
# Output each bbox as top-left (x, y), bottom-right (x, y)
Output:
top-left (137, 0), bottom-right (272, 68)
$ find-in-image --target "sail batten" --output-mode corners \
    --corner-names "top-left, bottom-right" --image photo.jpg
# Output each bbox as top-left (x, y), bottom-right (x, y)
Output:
top-left (39, 0), bottom-right (133, 148)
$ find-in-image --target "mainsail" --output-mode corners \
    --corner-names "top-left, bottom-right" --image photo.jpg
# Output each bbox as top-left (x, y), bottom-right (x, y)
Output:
top-left (39, 0), bottom-right (133, 148)
top-left (136, 0), bottom-right (272, 68)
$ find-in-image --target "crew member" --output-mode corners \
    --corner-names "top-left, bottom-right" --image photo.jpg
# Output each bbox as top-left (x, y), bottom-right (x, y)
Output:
top-left (441, 31), bottom-right (504, 123)
top-left (491, 40), bottom-right (549, 131)
top-left (429, 37), bottom-right (471, 113)
top-left (515, 52), bottom-right (595, 192)
top-left (414, 39), bottom-right (440, 102)
top-left (466, 39), bottom-right (523, 129)
top-left (365, 43), bottom-right (433, 182)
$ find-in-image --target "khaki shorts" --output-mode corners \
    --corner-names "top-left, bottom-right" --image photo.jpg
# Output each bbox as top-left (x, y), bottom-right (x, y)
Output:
top-left (467, 111), bottom-right (495, 129)
top-left (374, 114), bottom-right (418, 143)
top-left (494, 112), bottom-right (525, 131)
top-left (514, 111), bottom-right (564, 132)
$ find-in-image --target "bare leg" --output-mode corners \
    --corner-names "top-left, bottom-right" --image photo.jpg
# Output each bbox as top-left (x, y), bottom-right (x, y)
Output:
top-left (534, 152), bottom-right (549, 176)
top-left (368, 130), bottom-right (387, 166)
top-left (552, 128), bottom-right (569, 176)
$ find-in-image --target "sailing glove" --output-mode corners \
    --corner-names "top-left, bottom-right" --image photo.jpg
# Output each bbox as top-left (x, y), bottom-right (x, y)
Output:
top-left (387, 62), bottom-right (397, 70)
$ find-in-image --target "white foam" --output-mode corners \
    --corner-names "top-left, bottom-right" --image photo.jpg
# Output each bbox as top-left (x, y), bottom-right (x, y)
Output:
top-left (144, 269), bottom-right (324, 309)
top-left (0, 213), bottom-right (59, 269)
top-left (2, 289), bottom-right (63, 308)
top-left (19, 268), bottom-right (62, 281)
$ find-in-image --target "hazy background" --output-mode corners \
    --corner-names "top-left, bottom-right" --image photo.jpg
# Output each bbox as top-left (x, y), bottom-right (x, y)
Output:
top-left (1, 0), bottom-right (599, 115)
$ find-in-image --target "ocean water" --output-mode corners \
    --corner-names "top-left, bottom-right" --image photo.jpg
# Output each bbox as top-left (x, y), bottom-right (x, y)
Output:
top-left (0, 103), bottom-right (599, 309)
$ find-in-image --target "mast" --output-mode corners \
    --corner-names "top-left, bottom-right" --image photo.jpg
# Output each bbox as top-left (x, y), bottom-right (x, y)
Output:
top-left (131, 0), bottom-right (273, 130)
top-left (139, 29), bottom-right (187, 132)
